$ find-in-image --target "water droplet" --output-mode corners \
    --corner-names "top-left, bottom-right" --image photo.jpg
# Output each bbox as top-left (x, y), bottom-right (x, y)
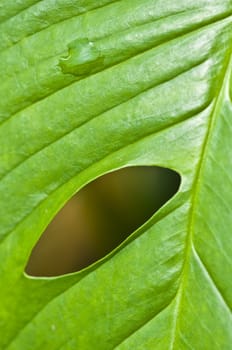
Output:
top-left (59, 38), bottom-right (104, 76)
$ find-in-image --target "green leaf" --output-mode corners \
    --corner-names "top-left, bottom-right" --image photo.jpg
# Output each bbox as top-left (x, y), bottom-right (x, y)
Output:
top-left (0, 0), bottom-right (231, 348)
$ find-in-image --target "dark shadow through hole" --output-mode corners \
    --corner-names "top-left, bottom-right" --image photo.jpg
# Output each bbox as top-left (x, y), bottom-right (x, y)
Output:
top-left (25, 166), bottom-right (180, 277)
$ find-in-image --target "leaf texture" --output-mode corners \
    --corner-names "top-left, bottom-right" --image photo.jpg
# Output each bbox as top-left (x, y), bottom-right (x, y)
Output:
top-left (0, 0), bottom-right (231, 349)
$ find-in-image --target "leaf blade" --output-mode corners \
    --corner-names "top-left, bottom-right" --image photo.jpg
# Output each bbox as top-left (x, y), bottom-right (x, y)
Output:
top-left (0, 1), bottom-right (231, 348)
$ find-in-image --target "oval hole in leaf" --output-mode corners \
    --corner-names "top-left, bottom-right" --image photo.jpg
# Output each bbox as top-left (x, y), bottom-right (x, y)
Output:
top-left (25, 166), bottom-right (180, 277)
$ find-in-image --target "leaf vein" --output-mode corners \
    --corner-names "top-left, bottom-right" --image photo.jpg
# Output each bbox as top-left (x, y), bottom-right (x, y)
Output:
top-left (193, 247), bottom-right (232, 313)
top-left (0, 60), bottom-right (207, 183)
top-left (169, 37), bottom-right (232, 350)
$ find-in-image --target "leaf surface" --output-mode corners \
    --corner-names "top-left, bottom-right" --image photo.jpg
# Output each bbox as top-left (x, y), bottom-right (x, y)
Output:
top-left (0, 0), bottom-right (232, 349)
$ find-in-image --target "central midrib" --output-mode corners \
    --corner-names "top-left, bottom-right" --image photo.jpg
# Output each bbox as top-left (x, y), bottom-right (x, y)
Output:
top-left (169, 33), bottom-right (232, 350)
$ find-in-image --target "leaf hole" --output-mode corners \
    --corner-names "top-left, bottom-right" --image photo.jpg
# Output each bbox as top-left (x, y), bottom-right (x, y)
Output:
top-left (25, 166), bottom-right (180, 277)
